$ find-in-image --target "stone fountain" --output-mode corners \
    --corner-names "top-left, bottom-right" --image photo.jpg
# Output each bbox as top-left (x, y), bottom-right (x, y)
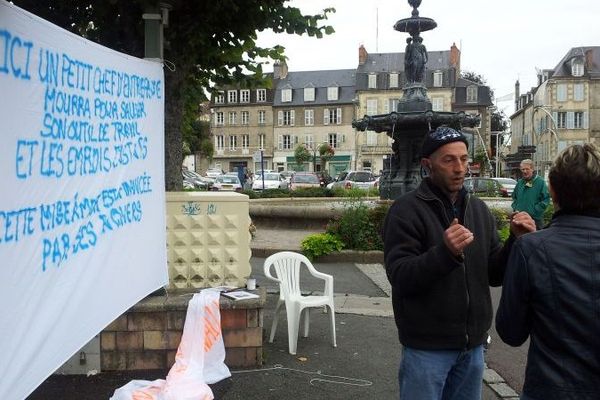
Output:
top-left (352, 0), bottom-right (480, 199)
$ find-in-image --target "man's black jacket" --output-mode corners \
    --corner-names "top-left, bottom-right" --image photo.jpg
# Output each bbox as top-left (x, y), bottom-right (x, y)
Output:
top-left (383, 179), bottom-right (513, 350)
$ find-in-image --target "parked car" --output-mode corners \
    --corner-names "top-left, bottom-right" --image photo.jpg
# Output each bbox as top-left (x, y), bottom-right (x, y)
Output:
top-left (280, 171), bottom-right (294, 184)
top-left (315, 171), bottom-right (333, 187)
top-left (211, 175), bottom-right (242, 192)
top-left (182, 170), bottom-right (211, 190)
top-left (464, 177), bottom-right (507, 197)
top-left (289, 172), bottom-right (321, 190)
top-left (252, 172), bottom-right (289, 190)
top-left (205, 168), bottom-right (224, 179)
top-left (492, 177), bottom-right (517, 197)
top-left (330, 170), bottom-right (378, 190)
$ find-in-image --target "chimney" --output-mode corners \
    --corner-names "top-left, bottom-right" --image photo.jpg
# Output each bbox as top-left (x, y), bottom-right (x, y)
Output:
top-left (449, 43), bottom-right (461, 80)
top-left (514, 80), bottom-right (520, 111)
top-left (585, 49), bottom-right (594, 71)
top-left (273, 61), bottom-right (281, 79)
top-left (359, 45), bottom-right (368, 65)
top-left (279, 59), bottom-right (288, 79)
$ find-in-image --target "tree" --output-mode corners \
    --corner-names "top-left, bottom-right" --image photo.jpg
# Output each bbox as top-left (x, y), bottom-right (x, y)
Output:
top-left (293, 145), bottom-right (311, 171)
top-left (318, 143), bottom-right (335, 172)
top-left (15, 1), bottom-right (335, 190)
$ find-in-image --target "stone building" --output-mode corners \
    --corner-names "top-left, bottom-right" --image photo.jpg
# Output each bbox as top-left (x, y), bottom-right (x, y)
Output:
top-left (508, 46), bottom-right (600, 179)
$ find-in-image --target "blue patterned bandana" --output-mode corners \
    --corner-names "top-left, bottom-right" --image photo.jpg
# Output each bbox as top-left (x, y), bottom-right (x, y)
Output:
top-left (421, 126), bottom-right (469, 158)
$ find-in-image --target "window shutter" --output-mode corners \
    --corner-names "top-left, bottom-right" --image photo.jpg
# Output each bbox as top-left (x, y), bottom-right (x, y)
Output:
top-left (293, 135), bottom-right (299, 144)
top-left (566, 112), bottom-right (575, 129)
top-left (337, 108), bottom-right (342, 124)
top-left (278, 111), bottom-right (283, 126)
top-left (290, 110), bottom-right (295, 126)
top-left (324, 109), bottom-right (330, 125)
top-left (383, 100), bottom-right (389, 114)
top-left (278, 135), bottom-right (283, 150)
top-left (583, 112), bottom-right (589, 129)
top-left (552, 112), bottom-right (558, 128)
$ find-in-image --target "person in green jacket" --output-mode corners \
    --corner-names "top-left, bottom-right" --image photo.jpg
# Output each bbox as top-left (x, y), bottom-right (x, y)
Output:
top-left (512, 159), bottom-right (550, 229)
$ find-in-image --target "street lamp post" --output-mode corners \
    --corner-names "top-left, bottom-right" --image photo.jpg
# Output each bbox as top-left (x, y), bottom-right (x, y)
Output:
top-left (531, 105), bottom-right (559, 174)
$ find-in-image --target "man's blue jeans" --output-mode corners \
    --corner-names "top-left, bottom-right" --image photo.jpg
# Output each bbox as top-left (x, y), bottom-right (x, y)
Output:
top-left (398, 345), bottom-right (484, 400)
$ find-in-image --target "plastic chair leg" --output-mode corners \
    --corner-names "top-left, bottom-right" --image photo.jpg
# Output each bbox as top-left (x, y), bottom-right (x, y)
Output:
top-left (301, 308), bottom-right (310, 338)
top-left (328, 304), bottom-right (337, 347)
top-left (269, 299), bottom-right (284, 343)
top-left (287, 304), bottom-right (301, 355)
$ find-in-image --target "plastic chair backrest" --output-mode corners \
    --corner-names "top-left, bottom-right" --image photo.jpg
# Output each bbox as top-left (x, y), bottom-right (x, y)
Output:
top-left (264, 252), bottom-right (314, 298)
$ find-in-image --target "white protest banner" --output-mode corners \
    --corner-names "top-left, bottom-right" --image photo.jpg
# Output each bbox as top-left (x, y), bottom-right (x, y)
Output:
top-left (0, 2), bottom-right (168, 399)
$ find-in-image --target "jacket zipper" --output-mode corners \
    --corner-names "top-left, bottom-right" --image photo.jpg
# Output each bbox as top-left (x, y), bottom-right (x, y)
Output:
top-left (463, 194), bottom-right (471, 349)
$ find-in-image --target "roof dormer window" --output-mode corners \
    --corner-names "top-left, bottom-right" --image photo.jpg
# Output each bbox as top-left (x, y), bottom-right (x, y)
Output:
top-left (327, 86), bottom-right (339, 101)
top-left (571, 58), bottom-right (584, 77)
top-left (304, 87), bottom-right (315, 102)
top-left (281, 87), bottom-right (292, 102)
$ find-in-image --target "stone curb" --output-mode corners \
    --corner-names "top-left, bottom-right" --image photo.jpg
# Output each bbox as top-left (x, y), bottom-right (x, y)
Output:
top-left (483, 367), bottom-right (520, 399)
top-left (251, 247), bottom-right (384, 263)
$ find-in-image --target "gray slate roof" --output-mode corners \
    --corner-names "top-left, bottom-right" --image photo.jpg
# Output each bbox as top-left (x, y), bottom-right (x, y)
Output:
top-left (552, 46), bottom-right (600, 78)
top-left (356, 51), bottom-right (451, 74)
top-left (273, 69), bottom-right (356, 106)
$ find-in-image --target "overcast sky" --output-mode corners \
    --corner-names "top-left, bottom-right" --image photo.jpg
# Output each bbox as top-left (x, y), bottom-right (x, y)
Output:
top-left (256, 0), bottom-right (600, 115)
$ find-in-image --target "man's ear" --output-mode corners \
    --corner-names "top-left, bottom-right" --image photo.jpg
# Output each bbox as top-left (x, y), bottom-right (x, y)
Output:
top-left (421, 158), bottom-right (431, 174)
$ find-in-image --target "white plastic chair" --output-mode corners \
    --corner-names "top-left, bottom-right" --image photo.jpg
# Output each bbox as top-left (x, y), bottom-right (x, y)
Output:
top-left (263, 251), bottom-right (337, 355)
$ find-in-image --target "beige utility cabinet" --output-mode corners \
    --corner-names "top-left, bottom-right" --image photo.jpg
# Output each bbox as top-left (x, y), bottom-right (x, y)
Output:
top-left (166, 192), bottom-right (251, 289)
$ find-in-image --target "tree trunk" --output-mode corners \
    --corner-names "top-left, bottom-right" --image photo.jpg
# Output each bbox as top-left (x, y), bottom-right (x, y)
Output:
top-left (164, 70), bottom-right (184, 191)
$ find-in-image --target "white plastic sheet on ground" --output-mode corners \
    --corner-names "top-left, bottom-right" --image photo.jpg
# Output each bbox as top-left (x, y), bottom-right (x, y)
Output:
top-left (0, 2), bottom-right (167, 399)
top-left (110, 290), bottom-right (231, 400)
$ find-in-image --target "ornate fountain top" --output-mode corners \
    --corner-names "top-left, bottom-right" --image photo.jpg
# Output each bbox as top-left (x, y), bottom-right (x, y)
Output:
top-left (394, 0), bottom-right (436, 34)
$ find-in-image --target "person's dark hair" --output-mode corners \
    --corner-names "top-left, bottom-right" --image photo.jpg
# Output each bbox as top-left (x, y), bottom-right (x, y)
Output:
top-left (549, 143), bottom-right (600, 211)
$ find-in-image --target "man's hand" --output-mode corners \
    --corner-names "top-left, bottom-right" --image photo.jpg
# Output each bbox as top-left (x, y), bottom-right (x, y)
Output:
top-left (444, 218), bottom-right (474, 257)
top-left (509, 211), bottom-right (536, 237)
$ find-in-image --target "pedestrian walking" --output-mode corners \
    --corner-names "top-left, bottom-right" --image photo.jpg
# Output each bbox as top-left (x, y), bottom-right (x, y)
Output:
top-left (496, 143), bottom-right (600, 400)
top-left (511, 159), bottom-right (550, 229)
top-left (383, 126), bottom-right (535, 400)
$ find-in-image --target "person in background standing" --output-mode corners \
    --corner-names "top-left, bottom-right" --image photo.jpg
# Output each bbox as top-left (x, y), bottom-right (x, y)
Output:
top-left (511, 159), bottom-right (550, 229)
top-left (496, 143), bottom-right (600, 400)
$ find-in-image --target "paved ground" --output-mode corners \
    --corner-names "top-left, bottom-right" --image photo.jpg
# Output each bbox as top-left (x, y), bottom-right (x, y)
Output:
top-left (27, 227), bottom-right (518, 399)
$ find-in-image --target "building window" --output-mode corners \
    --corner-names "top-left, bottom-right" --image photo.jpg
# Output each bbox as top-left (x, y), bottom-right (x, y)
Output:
top-left (278, 110), bottom-right (295, 126)
top-left (557, 112), bottom-right (567, 128)
top-left (327, 86), bottom-right (339, 101)
top-left (433, 71), bottom-right (443, 87)
top-left (328, 133), bottom-right (338, 149)
top-left (278, 134), bottom-right (292, 150)
top-left (228, 90), bottom-right (237, 103)
top-left (366, 99), bottom-right (378, 115)
top-left (304, 87), bottom-right (315, 102)
top-left (389, 73), bottom-right (399, 88)
top-left (557, 84), bottom-right (567, 102)
top-left (228, 111), bottom-right (237, 125)
top-left (242, 134), bottom-right (249, 149)
top-left (215, 112), bottom-right (224, 126)
top-left (572, 59), bottom-right (584, 77)
top-left (324, 108), bottom-right (342, 125)
top-left (240, 89), bottom-right (250, 103)
top-left (281, 88), bottom-right (292, 102)
top-left (241, 111), bottom-right (249, 125)
top-left (304, 109), bottom-right (314, 126)
top-left (366, 131), bottom-right (377, 145)
top-left (215, 135), bottom-right (224, 150)
top-left (215, 91), bottom-right (225, 104)
top-left (432, 97), bottom-right (444, 111)
top-left (256, 89), bottom-right (266, 102)
top-left (258, 110), bottom-right (266, 125)
top-left (466, 86), bottom-right (478, 103)
top-left (305, 134), bottom-right (314, 149)
top-left (368, 74), bottom-right (377, 89)
top-left (574, 83), bottom-right (585, 101)
top-left (258, 134), bottom-right (265, 150)
top-left (229, 135), bottom-right (237, 150)
top-left (574, 112), bottom-right (585, 129)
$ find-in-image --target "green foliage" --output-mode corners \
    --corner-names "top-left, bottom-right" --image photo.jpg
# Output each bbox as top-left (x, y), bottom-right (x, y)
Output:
top-left (290, 187), bottom-right (331, 198)
top-left (543, 202), bottom-right (555, 226)
top-left (489, 207), bottom-right (510, 229)
top-left (293, 145), bottom-right (311, 170)
top-left (331, 187), bottom-right (379, 198)
top-left (326, 201), bottom-right (387, 251)
top-left (498, 225), bottom-right (511, 243)
top-left (301, 233), bottom-right (344, 261)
